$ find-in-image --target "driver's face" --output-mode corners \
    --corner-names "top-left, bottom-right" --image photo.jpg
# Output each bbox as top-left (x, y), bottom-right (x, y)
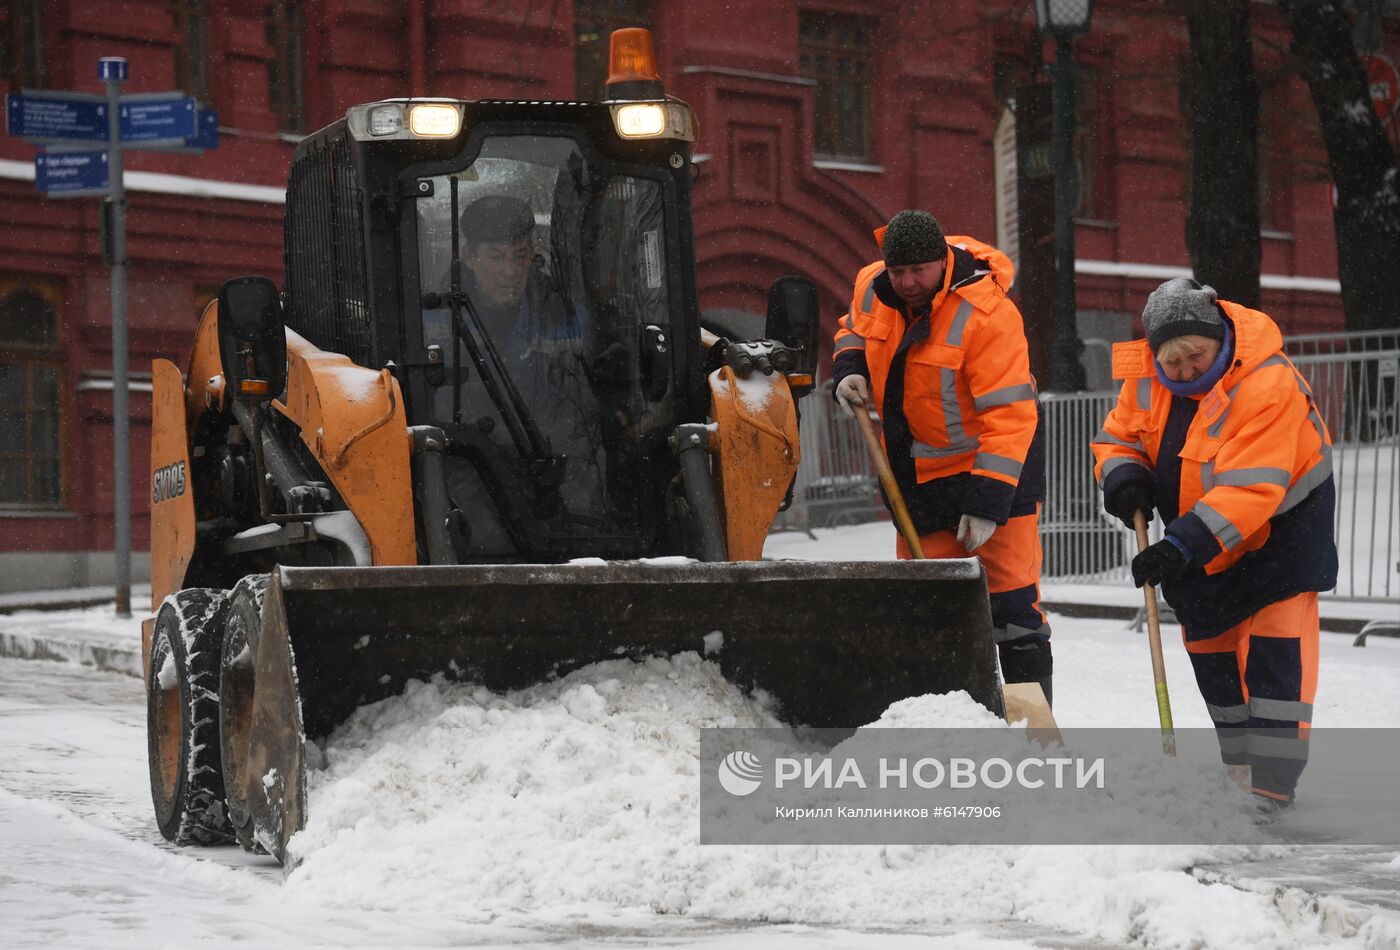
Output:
top-left (464, 238), bottom-right (532, 309)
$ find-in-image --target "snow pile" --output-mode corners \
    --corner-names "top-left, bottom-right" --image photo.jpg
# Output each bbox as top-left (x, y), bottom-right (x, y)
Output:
top-left (287, 651), bottom-right (779, 915)
top-left (275, 652), bottom-right (1396, 946)
top-left (0, 605), bottom-right (146, 678)
top-left (865, 691), bottom-right (1007, 728)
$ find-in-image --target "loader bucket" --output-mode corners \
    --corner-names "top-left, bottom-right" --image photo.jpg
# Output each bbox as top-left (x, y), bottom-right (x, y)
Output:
top-left (239, 559), bottom-right (1001, 864)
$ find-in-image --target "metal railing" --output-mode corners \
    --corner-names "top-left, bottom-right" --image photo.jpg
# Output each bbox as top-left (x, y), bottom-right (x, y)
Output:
top-left (1284, 328), bottom-right (1399, 360)
top-left (1291, 345), bottom-right (1398, 601)
top-left (773, 333), bottom-right (1398, 602)
top-left (1038, 390), bottom-right (1149, 582)
top-left (771, 381), bottom-right (885, 535)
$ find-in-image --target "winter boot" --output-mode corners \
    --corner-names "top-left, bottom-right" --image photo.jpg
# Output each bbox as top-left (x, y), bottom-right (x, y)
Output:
top-left (998, 637), bottom-right (1053, 698)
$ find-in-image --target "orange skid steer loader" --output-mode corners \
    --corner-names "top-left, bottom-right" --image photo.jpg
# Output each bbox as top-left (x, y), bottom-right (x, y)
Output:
top-left (143, 30), bottom-right (1003, 866)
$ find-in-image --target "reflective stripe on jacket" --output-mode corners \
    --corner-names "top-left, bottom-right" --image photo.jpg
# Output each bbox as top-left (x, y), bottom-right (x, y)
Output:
top-left (1091, 301), bottom-right (1338, 637)
top-left (833, 234), bottom-right (1044, 531)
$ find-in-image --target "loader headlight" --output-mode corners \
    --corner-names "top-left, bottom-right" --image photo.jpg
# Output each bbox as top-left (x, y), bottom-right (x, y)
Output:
top-left (614, 103), bottom-right (665, 137)
top-left (408, 103), bottom-right (461, 137)
top-left (367, 104), bottom-right (404, 136)
top-left (609, 101), bottom-right (695, 142)
top-left (348, 101), bottom-right (465, 141)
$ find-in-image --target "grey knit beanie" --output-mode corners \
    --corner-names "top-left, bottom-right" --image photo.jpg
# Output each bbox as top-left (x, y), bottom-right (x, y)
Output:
top-left (1142, 278), bottom-right (1225, 350)
top-left (881, 210), bottom-right (947, 266)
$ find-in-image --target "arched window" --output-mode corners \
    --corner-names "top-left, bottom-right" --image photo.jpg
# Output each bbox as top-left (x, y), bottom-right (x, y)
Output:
top-left (800, 11), bottom-right (877, 161)
top-left (0, 275), bottom-right (63, 507)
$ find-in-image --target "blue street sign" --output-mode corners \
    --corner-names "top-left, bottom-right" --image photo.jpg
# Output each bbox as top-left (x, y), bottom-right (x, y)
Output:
top-left (6, 92), bottom-right (107, 142)
top-left (119, 96), bottom-right (196, 143)
top-left (8, 91), bottom-right (216, 151)
top-left (191, 109), bottom-right (219, 150)
top-left (98, 57), bottom-right (129, 83)
top-left (35, 150), bottom-right (109, 194)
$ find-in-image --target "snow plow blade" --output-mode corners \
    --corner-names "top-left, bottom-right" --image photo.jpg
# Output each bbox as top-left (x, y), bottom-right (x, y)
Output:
top-left (241, 559), bottom-right (1001, 864)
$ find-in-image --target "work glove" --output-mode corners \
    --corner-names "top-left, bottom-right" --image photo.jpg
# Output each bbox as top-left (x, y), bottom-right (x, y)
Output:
top-left (1131, 538), bottom-right (1189, 588)
top-left (956, 513), bottom-right (996, 552)
top-left (835, 375), bottom-right (870, 419)
top-left (1104, 479), bottom-right (1155, 529)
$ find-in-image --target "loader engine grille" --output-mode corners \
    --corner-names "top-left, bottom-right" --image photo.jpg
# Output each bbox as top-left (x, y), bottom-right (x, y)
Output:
top-left (283, 135), bottom-right (373, 366)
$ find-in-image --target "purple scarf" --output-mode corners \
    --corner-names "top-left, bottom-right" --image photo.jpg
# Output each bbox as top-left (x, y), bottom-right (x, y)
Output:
top-left (1154, 320), bottom-right (1235, 397)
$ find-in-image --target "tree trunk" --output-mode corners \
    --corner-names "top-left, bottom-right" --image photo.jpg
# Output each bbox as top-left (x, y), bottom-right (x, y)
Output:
top-left (1278, 0), bottom-right (1400, 335)
top-left (1182, 0), bottom-right (1261, 308)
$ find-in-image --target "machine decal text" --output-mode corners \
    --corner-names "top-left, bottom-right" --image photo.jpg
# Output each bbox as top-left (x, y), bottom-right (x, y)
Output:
top-left (152, 461), bottom-right (187, 504)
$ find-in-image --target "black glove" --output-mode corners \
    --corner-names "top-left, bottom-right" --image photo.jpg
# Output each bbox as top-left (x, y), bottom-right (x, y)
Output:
top-left (1132, 539), bottom-right (1189, 588)
top-left (1105, 480), bottom-right (1155, 529)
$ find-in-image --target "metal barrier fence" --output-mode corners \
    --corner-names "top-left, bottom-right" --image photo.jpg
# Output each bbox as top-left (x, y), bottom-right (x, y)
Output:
top-left (1038, 390), bottom-right (1146, 582)
top-left (1290, 339), bottom-right (1398, 601)
top-left (772, 333), bottom-right (1398, 603)
top-left (770, 382), bottom-right (885, 534)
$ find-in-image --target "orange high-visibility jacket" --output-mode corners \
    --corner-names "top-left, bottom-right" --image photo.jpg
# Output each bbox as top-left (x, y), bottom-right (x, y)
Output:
top-left (1092, 301), bottom-right (1337, 635)
top-left (833, 234), bottom-right (1043, 531)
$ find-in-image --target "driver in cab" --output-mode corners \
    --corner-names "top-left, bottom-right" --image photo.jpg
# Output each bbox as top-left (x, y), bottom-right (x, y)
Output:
top-left (455, 194), bottom-right (588, 367)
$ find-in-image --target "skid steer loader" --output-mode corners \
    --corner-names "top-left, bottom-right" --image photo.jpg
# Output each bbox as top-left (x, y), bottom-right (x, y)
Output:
top-left (143, 29), bottom-right (1003, 865)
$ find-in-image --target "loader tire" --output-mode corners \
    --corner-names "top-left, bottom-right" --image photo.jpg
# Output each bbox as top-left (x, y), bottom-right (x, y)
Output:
top-left (219, 574), bottom-right (270, 854)
top-left (147, 588), bottom-right (234, 846)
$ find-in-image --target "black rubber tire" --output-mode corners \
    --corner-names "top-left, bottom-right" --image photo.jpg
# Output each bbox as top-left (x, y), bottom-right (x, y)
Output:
top-left (219, 574), bottom-right (269, 854)
top-left (147, 587), bottom-right (234, 846)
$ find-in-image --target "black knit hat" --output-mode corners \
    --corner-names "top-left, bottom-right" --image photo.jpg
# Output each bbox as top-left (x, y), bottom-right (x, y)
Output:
top-left (881, 210), bottom-right (947, 266)
top-left (1142, 278), bottom-right (1225, 350)
top-left (460, 195), bottom-right (534, 244)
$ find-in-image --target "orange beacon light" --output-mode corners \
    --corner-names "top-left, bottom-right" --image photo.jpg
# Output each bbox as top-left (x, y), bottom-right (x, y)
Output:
top-left (606, 28), bottom-right (663, 98)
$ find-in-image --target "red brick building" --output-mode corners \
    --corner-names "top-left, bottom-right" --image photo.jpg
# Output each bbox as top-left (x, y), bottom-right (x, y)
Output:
top-left (1, 0), bottom-right (1394, 589)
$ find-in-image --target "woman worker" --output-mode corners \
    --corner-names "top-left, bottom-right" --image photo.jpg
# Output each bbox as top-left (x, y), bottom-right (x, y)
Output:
top-left (1091, 278), bottom-right (1337, 809)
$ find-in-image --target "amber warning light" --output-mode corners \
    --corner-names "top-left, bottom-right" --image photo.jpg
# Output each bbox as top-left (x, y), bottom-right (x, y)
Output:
top-left (606, 28), bottom-right (663, 98)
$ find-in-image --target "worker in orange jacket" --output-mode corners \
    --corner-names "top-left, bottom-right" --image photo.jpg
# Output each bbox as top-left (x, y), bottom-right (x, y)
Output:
top-left (832, 210), bottom-right (1050, 701)
top-left (1092, 278), bottom-right (1337, 808)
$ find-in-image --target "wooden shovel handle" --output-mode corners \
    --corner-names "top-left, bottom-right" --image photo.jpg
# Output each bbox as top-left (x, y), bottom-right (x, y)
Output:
top-left (850, 398), bottom-right (926, 560)
top-left (1135, 510), bottom-right (1176, 756)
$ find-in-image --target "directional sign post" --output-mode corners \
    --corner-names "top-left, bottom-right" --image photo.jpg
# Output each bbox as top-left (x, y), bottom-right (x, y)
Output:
top-left (120, 94), bottom-right (197, 146)
top-left (5, 91), bottom-right (108, 142)
top-left (101, 55), bottom-right (133, 619)
top-left (35, 151), bottom-right (109, 194)
top-left (4, 59), bottom-right (220, 617)
top-left (192, 109), bottom-right (219, 150)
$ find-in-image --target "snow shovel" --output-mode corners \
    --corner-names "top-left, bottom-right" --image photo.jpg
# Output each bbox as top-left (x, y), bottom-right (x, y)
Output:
top-left (846, 394), bottom-right (926, 558)
top-left (1134, 511), bottom-right (1177, 756)
top-left (845, 393), bottom-right (1057, 734)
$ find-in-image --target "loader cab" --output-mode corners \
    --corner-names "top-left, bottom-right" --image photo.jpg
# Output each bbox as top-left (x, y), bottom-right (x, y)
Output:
top-left (279, 39), bottom-right (702, 563)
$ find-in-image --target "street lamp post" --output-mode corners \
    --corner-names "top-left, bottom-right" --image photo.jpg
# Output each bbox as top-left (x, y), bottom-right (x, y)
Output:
top-left (1035, 0), bottom-right (1093, 392)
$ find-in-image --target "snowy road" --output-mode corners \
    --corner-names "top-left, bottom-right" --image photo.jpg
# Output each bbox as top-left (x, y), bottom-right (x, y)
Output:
top-left (4, 657), bottom-right (1054, 949)
top-left (1, 524), bottom-right (1398, 948)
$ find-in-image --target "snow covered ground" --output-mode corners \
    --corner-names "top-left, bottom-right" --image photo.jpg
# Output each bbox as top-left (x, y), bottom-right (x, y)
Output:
top-left (1, 524), bottom-right (1398, 949)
